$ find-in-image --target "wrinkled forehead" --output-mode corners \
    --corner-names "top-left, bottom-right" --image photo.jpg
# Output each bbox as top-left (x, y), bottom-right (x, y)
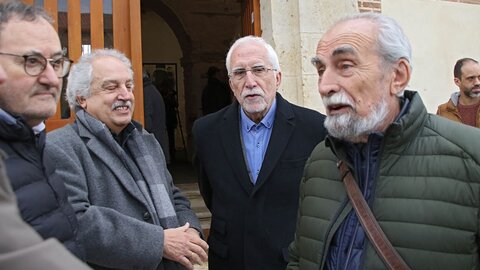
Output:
top-left (231, 42), bottom-right (270, 66)
top-left (316, 20), bottom-right (378, 60)
top-left (0, 17), bottom-right (61, 53)
top-left (90, 57), bottom-right (133, 86)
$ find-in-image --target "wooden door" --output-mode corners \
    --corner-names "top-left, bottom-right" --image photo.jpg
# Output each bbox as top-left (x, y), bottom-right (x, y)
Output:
top-left (22, 0), bottom-right (144, 131)
top-left (242, 0), bottom-right (261, 36)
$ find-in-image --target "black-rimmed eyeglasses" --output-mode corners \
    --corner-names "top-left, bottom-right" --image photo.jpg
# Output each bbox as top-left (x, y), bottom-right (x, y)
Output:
top-left (0, 52), bottom-right (72, 78)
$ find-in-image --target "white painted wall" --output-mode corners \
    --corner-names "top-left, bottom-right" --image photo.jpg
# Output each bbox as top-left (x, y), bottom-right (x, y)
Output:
top-left (382, 0), bottom-right (480, 113)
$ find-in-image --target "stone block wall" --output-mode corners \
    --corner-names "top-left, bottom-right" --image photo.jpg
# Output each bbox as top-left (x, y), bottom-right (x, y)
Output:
top-left (357, 0), bottom-right (480, 13)
top-left (444, 0), bottom-right (480, 3)
top-left (358, 0), bottom-right (382, 12)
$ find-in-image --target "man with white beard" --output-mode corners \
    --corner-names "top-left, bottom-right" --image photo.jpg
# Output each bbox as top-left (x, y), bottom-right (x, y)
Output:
top-left (192, 36), bottom-right (327, 270)
top-left (287, 13), bottom-right (480, 270)
top-left (437, 58), bottom-right (480, 127)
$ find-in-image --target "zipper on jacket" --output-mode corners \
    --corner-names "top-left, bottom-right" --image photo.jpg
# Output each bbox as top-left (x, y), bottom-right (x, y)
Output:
top-left (343, 222), bottom-right (360, 270)
top-left (358, 134), bottom-right (385, 269)
top-left (321, 197), bottom-right (349, 269)
top-left (342, 139), bottom-right (378, 270)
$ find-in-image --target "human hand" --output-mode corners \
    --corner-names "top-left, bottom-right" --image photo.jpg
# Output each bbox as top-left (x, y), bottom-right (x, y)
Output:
top-left (163, 223), bottom-right (209, 269)
top-left (186, 227), bottom-right (208, 265)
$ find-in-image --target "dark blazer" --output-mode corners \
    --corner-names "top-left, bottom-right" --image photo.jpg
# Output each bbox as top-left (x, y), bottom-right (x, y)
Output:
top-left (193, 93), bottom-right (326, 270)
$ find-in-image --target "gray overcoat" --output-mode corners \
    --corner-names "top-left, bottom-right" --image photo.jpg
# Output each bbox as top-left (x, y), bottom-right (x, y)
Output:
top-left (45, 119), bottom-right (201, 270)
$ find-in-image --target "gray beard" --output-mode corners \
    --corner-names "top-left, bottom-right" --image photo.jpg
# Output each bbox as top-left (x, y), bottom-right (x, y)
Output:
top-left (466, 92), bottom-right (480, 98)
top-left (324, 97), bottom-right (389, 142)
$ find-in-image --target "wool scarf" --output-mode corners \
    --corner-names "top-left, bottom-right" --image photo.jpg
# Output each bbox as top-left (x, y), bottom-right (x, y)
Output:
top-left (75, 110), bottom-right (179, 229)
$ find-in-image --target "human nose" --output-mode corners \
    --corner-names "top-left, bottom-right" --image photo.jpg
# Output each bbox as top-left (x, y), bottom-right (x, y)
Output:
top-left (37, 62), bottom-right (60, 87)
top-left (474, 76), bottom-right (480, 85)
top-left (244, 70), bottom-right (258, 89)
top-left (318, 68), bottom-right (340, 97)
top-left (117, 85), bottom-right (132, 99)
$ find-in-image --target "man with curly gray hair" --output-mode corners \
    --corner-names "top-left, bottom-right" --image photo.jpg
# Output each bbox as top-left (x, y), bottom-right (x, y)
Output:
top-left (45, 48), bottom-right (208, 270)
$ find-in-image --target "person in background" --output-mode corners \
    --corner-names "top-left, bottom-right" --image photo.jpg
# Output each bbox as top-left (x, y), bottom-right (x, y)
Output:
top-left (201, 66), bottom-right (231, 115)
top-left (154, 69), bottom-right (178, 161)
top-left (287, 13), bottom-right (480, 270)
top-left (437, 57), bottom-right (480, 127)
top-left (143, 71), bottom-right (170, 163)
top-left (193, 36), bottom-right (326, 270)
top-left (0, 1), bottom-right (84, 259)
top-left (45, 48), bottom-right (208, 270)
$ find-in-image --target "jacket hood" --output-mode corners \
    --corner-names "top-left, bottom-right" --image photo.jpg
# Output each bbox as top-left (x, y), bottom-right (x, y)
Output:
top-left (449, 92), bottom-right (460, 106)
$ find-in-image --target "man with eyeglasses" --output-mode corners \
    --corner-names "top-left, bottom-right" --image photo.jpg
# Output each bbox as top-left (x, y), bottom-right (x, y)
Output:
top-left (0, 45), bottom-right (90, 270)
top-left (0, 1), bottom-right (84, 260)
top-left (192, 36), bottom-right (327, 270)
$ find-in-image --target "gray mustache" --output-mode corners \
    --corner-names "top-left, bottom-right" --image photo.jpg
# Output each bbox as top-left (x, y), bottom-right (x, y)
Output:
top-left (112, 100), bottom-right (132, 110)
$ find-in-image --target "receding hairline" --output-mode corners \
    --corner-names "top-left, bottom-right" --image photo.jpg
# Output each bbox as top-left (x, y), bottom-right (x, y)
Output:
top-left (229, 41), bottom-right (271, 66)
top-left (0, 16), bottom-right (60, 53)
top-left (0, 2), bottom-right (54, 38)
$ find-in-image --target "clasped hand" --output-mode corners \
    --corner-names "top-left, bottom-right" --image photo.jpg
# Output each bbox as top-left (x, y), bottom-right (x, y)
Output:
top-left (163, 222), bottom-right (209, 270)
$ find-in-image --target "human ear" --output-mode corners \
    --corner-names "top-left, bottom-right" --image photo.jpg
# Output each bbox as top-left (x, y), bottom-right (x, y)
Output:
top-left (275, 71), bottom-right (282, 89)
top-left (390, 59), bottom-right (411, 96)
top-left (77, 96), bottom-right (87, 109)
top-left (454, 77), bottom-right (461, 87)
top-left (228, 79), bottom-right (235, 94)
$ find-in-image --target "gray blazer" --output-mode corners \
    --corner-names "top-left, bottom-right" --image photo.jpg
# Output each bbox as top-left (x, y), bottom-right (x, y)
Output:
top-left (45, 122), bottom-right (200, 270)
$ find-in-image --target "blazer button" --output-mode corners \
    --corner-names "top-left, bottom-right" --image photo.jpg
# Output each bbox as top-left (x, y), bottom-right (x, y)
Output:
top-left (143, 212), bottom-right (151, 221)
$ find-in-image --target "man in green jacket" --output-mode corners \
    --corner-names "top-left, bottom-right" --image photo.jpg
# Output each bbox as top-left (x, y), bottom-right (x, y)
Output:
top-left (287, 12), bottom-right (480, 270)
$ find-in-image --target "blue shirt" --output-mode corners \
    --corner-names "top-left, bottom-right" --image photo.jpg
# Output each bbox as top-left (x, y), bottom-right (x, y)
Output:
top-left (240, 98), bottom-right (276, 184)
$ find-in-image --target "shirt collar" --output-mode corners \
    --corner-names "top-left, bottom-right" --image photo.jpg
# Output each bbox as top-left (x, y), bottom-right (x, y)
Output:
top-left (31, 122), bottom-right (46, 135)
top-left (240, 97), bottom-right (277, 132)
top-left (111, 122), bottom-right (137, 147)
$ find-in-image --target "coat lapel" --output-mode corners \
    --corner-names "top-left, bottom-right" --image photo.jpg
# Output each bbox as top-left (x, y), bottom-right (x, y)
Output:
top-left (78, 125), bottom-right (148, 206)
top-left (253, 95), bottom-right (295, 193)
top-left (220, 103), bottom-right (254, 194)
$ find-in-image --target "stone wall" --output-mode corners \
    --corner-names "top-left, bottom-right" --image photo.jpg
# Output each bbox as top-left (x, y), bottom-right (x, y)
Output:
top-left (356, 0), bottom-right (480, 13)
top-left (260, 0), bottom-right (358, 113)
top-left (358, 0), bottom-right (382, 12)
